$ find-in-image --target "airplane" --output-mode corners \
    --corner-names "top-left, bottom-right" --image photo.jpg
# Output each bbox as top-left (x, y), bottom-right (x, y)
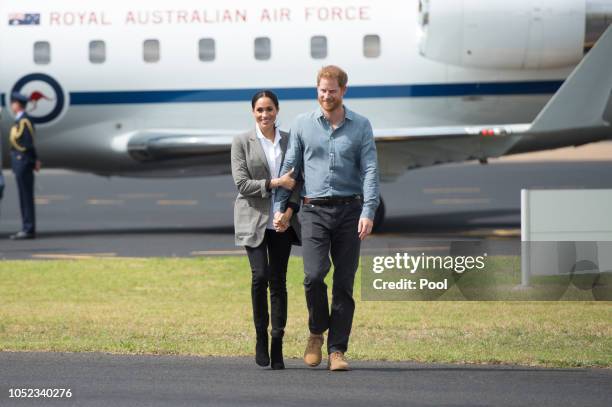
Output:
top-left (1, 0), bottom-right (611, 227)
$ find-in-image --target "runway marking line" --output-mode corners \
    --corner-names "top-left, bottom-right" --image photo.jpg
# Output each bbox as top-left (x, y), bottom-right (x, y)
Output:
top-left (459, 229), bottom-right (521, 238)
top-left (423, 187), bottom-right (481, 194)
top-left (87, 199), bottom-right (125, 205)
top-left (491, 229), bottom-right (521, 237)
top-left (31, 253), bottom-right (118, 260)
top-left (433, 198), bottom-right (491, 205)
top-left (157, 200), bottom-right (198, 206)
top-left (37, 194), bottom-right (70, 200)
top-left (118, 193), bottom-right (168, 199)
top-left (35, 194), bottom-right (71, 205)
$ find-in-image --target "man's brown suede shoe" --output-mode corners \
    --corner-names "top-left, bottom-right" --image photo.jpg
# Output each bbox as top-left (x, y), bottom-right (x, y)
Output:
top-left (328, 351), bottom-right (350, 371)
top-left (303, 333), bottom-right (324, 367)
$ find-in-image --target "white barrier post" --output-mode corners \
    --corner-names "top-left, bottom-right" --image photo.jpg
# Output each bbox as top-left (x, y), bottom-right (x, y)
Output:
top-left (520, 189), bottom-right (531, 287)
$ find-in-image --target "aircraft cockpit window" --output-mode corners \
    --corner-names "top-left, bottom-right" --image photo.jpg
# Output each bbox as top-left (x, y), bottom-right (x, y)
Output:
top-left (89, 40), bottom-right (106, 64)
top-left (363, 35), bottom-right (381, 58)
top-left (143, 39), bottom-right (160, 63)
top-left (33, 41), bottom-right (50, 65)
top-left (199, 38), bottom-right (216, 62)
top-left (254, 37), bottom-right (271, 61)
top-left (310, 36), bottom-right (328, 59)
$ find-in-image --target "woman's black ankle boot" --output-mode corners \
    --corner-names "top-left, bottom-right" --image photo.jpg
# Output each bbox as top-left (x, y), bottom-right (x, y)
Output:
top-left (270, 337), bottom-right (285, 370)
top-left (255, 332), bottom-right (270, 367)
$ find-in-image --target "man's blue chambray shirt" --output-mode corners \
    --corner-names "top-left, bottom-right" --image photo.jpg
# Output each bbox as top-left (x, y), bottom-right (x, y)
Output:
top-left (274, 105), bottom-right (380, 220)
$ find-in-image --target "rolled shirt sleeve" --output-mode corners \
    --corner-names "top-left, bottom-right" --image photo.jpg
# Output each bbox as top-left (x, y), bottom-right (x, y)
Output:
top-left (359, 120), bottom-right (380, 220)
top-left (274, 126), bottom-right (303, 213)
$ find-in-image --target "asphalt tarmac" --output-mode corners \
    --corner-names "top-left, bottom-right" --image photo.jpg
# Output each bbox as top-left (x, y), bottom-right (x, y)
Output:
top-left (1, 352), bottom-right (611, 407)
top-left (1, 143), bottom-right (612, 259)
top-left (1, 145), bottom-right (611, 406)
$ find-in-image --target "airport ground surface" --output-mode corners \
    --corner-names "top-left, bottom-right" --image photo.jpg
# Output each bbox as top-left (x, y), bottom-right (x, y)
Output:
top-left (1, 352), bottom-right (611, 407)
top-left (1, 141), bottom-right (612, 259)
top-left (1, 143), bottom-right (611, 406)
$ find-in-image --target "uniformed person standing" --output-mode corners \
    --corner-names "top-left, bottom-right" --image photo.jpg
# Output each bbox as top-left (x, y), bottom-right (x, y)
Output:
top-left (8, 92), bottom-right (41, 240)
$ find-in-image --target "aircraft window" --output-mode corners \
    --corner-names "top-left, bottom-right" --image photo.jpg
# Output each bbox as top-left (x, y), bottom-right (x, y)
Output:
top-left (89, 40), bottom-right (106, 64)
top-left (310, 36), bottom-right (328, 59)
top-left (143, 39), bottom-right (160, 63)
top-left (254, 37), bottom-right (271, 61)
top-left (199, 38), bottom-right (215, 62)
top-left (363, 35), bottom-right (381, 58)
top-left (33, 41), bottom-right (50, 65)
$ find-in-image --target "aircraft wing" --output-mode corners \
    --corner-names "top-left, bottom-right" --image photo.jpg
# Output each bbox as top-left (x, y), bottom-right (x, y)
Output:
top-left (123, 124), bottom-right (529, 181)
top-left (373, 124), bottom-right (528, 181)
top-left (123, 25), bottom-right (612, 181)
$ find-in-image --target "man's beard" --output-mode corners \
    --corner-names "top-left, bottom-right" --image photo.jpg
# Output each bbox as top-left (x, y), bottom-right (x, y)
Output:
top-left (320, 98), bottom-right (340, 112)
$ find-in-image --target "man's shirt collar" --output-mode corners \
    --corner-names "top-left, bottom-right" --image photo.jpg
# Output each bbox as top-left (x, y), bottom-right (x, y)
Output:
top-left (317, 105), bottom-right (354, 123)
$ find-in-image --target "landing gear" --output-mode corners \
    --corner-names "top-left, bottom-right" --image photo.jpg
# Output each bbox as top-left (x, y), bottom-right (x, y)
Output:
top-left (373, 197), bottom-right (386, 232)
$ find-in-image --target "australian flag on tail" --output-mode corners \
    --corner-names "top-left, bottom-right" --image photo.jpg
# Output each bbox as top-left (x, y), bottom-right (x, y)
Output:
top-left (8, 13), bottom-right (40, 26)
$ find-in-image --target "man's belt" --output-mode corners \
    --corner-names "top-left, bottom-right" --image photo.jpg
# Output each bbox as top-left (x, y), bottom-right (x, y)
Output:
top-left (303, 195), bottom-right (362, 206)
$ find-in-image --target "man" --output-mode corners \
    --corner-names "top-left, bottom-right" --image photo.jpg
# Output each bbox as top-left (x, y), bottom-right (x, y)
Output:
top-left (8, 92), bottom-right (41, 240)
top-left (274, 65), bottom-right (379, 371)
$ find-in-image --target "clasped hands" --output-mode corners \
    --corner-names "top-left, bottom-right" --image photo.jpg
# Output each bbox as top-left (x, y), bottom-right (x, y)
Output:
top-left (273, 208), bottom-right (293, 232)
top-left (271, 168), bottom-right (296, 233)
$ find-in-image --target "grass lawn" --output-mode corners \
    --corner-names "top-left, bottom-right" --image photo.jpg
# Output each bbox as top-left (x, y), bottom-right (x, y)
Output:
top-left (0, 257), bottom-right (610, 368)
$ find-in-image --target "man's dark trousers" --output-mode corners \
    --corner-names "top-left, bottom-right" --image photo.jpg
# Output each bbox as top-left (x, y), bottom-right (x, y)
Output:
top-left (299, 200), bottom-right (361, 354)
top-left (11, 154), bottom-right (36, 234)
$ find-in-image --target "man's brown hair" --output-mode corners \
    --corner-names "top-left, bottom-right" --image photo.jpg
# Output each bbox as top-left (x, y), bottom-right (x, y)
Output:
top-left (317, 65), bottom-right (348, 88)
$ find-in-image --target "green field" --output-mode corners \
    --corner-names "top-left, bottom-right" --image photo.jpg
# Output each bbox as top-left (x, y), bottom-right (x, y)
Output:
top-left (0, 257), bottom-right (610, 368)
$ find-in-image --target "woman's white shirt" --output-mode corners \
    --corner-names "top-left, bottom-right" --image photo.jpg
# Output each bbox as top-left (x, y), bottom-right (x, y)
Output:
top-left (255, 125), bottom-right (282, 230)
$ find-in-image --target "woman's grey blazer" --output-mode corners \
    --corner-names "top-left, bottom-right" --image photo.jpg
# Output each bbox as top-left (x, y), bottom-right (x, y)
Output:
top-left (231, 129), bottom-right (301, 247)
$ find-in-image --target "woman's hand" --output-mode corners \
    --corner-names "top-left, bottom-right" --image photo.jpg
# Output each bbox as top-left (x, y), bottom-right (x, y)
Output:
top-left (270, 168), bottom-right (295, 190)
top-left (273, 207), bottom-right (293, 232)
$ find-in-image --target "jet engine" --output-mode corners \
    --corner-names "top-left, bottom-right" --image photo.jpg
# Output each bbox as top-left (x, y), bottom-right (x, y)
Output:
top-left (417, 0), bottom-right (612, 69)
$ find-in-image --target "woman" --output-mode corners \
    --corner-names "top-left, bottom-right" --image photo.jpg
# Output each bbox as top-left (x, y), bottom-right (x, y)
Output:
top-left (231, 90), bottom-right (301, 370)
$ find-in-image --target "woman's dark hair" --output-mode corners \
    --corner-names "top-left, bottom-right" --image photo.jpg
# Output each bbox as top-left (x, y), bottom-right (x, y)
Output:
top-left (251, 90), bottom-right (279, 110)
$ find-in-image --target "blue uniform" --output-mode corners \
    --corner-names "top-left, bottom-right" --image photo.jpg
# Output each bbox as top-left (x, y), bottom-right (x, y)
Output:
top-left (9, 111), bottom-right (37, 235)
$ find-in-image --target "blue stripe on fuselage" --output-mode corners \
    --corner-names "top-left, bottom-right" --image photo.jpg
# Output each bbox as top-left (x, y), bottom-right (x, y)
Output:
top-left (69, 81), bottom-right (563, 105)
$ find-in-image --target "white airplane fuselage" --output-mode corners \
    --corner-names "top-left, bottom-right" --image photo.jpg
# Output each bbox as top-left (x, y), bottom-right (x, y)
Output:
top-left (0, 0), bottom-right (609, 176)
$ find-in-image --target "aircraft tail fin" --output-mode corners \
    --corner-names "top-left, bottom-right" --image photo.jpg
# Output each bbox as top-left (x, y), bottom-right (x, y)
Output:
top-left (530, 25), bottom-right (612, 133)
